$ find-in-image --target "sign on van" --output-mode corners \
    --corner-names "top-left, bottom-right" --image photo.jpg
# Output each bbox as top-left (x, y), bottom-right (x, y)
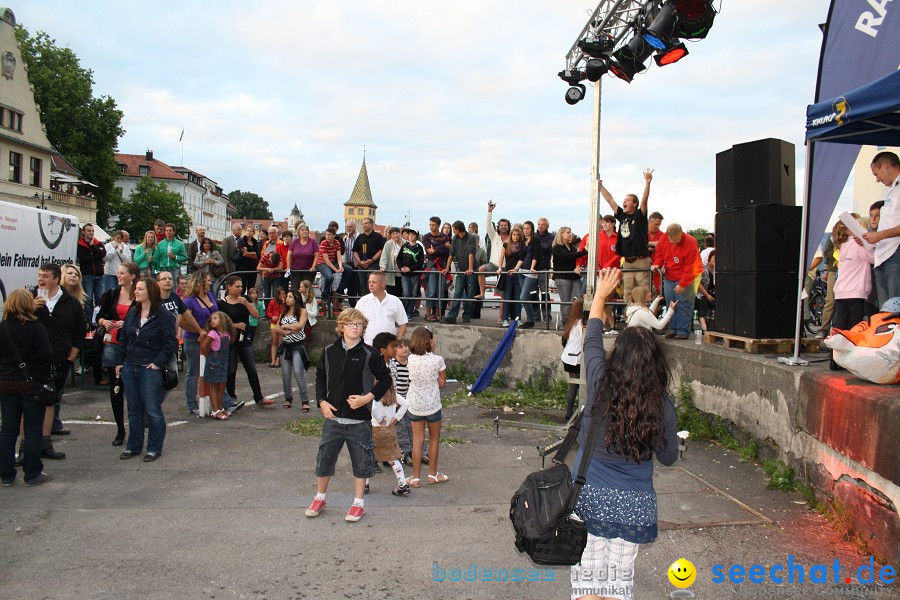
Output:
top-left (0, 200), bottom-right (80, 304)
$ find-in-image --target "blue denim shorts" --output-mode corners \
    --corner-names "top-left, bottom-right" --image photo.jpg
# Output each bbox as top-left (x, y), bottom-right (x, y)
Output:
top-left (315, 419), bottom-right (375, 479)
top-left (408, 408), bottom-right (442, 423)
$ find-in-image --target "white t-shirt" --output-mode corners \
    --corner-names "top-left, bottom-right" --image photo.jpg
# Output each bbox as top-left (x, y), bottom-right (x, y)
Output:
top-left (406, 352), bottom-right (446, 417)
top-left (356, 292), bottom-right (408, 345)
top-left (371, 394), bottom-right (409, 426)
top-left (874, 175), bottom-right (900, 267)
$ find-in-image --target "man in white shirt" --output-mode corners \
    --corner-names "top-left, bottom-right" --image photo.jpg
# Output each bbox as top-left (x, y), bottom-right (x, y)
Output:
top-left (862, 152), bottom-right (900, 307)
top-left (356, 271), bottom-right (408, 346)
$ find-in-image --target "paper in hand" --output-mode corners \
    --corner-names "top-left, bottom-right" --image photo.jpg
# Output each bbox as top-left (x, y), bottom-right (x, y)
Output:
top-left (839, 212), bottom-right (874, 251)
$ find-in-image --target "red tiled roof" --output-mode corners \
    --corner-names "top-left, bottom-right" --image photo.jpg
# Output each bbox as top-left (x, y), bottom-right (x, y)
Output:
top-left (115, 154), bottom-right (186, 180)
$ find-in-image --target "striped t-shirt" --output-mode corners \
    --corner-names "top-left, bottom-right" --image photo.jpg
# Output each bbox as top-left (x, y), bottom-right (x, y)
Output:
top-left (390, 358), bottom-right (410, 397)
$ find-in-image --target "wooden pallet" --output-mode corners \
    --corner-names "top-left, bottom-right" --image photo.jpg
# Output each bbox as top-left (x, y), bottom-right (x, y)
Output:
top-left (703, 331), bottom-right (822, 354)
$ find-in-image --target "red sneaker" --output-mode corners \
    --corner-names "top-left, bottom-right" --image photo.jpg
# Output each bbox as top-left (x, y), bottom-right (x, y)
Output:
top-left (305, 498), bottom-right (326, 517)
top-left (344, 504), bottom-right (364, 522)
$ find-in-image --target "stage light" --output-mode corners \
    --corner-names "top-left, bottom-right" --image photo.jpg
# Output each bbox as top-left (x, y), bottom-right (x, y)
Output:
top-left (609, 35), bottom-right (654, 83)
top-left (565, 84), bottom-right (587, 105)
top-left (654, 42), bottom-right (688, 66)
top-left (558, 69), bottom-right (586, 85)
top-left (585, 58), bottom-right (608, 82)
top-left (577, 34), bottom-right (615, 58)
top-left (673, 0), bottom-right (716, 39)
top-left (642, 2), bottom-right (678, 50)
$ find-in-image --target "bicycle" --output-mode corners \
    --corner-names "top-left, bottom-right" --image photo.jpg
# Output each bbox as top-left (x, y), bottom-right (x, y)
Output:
top-left (803, 271), bottom-right (827, 336)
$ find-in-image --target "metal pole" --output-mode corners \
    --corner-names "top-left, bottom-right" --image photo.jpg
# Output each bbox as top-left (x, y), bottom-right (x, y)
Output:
top-left (586, 79), bottom-right (603, 297)
top-left (779, 143), bottom-right (812, 367)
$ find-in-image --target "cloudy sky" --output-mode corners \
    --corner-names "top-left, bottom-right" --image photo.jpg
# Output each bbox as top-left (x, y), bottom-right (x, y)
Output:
top-left (18, 1), bottom-right (849, 233)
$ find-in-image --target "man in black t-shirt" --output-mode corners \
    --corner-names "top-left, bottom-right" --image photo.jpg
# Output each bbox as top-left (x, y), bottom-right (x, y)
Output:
top-left (353, 218), bottom-right (386, 295)
top-left (600, 169), bottom-right (653, 302)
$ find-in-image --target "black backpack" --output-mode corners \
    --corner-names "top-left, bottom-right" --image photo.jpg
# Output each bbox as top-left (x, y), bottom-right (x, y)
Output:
top-left (509, 404), bottom-right (604, 566)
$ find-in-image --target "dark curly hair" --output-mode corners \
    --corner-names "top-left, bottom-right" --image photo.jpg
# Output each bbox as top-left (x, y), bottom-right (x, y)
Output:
top-left (592, 326), bottom-right (670, 462)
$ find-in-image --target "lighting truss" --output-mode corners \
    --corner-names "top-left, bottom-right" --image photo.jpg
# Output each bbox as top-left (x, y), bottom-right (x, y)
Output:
top-left (564, 0), bottom-right (665, 73)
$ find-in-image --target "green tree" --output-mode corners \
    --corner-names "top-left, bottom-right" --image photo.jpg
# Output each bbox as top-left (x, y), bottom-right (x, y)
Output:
top-left (228, 190), bottom-right (273, 219)
top-left (688, 227), bottom-right (710, 246)
top-left (15, 26), bottom-right (125, 227)
top-left (113, 177), bottom-right (191, 240)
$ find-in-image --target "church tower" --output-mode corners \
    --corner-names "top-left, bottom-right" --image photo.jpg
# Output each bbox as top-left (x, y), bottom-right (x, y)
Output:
top-left (343, 157), bottom-right (377, 224)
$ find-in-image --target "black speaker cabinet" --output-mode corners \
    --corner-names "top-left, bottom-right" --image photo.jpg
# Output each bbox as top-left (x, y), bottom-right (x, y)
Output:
top-left (733, 138), bottom-right (796, 207)
top-left (715, 211), bottom-right (735, 273)
top-left (721, 272), bottom-right (798, 339)
top-left (714, 272), bottom-right (734, 335)
top-left (716, 148), bottom-right (734, 212)
top-left (733, 205), bottom-right (802, 272)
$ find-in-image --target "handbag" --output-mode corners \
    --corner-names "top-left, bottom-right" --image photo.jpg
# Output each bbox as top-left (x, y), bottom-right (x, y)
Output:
top-left (2, 323), bottom-right (57, 406)
top-left (162, 365), bottom-right (178, 391)
top-left (509, 403), bottom-right (604, 566)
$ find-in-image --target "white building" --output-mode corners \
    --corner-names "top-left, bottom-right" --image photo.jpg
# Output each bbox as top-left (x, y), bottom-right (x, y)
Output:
top-left (114, 151), bottom-right (229, 242)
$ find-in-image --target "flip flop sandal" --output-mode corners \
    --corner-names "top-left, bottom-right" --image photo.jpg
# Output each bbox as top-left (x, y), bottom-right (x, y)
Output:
top-left (406, 477), bottom-right (421, 488)
top-left (283, 398), bottom-right (293, 409)
top-left (427, 473), bottom-right (449, 484)
top-left (301, 402), bottom-right (310, 412)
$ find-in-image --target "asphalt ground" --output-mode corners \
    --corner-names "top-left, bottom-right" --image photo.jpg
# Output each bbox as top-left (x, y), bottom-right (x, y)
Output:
top-left (1, 365), bottom-right (897, 600)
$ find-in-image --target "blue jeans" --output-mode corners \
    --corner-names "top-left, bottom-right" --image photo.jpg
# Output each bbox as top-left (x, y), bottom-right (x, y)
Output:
top-left (183, 337), bottom-right (200, 412)
top-left (103, 274), bottom-right (118, 295)
top-left (316, 264), bottom-right (337, 306)
top-left (555, 278), bottom-right (582, 325)
top-left (401, 273), bottom-right (421, 317)
top-left (446, 273), bottom-right (478, 320)
top-left (663, 277), bottom-right (699, 336)
top-left (425, 262), bottom-right (445, 309)
top-left (502, 273), bottom-right (522, 321)
top-left (0, 391), bottom-right (45, 482)
top-left (519, 275), bottom-right (538, 323)
top-left (262, 277), bottom-right (281, 303)
top-left (121, 363), bottom-right (166, 454)
top-left (83, 274), bottom-right (104, 322)
top-left (874, 246), bottom-right (900, 309)
top-left (281, 347), bottom-right (310, 403)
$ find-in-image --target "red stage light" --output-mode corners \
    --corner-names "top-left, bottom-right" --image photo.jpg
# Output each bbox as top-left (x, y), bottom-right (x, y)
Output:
top-left (654, 43), bottom-right (688, 66)
top-left (674, 0), bottom-right (709, 19)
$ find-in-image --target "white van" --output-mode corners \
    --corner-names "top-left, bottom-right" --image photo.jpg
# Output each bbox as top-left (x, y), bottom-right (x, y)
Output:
top-left (0, 199), bottom-right (80, 313)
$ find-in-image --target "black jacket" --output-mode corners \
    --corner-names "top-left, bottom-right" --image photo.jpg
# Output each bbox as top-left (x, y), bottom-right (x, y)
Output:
top-left (97, 286), bottom-right (134, 324)
top-left (77, 238), bottom-right (107, 276)
top-left (114, 305), bottom-right (177, 367)
top-left (397, 242), bottom-right (425, 273)
top-left (0, 319), bottom-right (54, 386)
top-left (552, 244), bottom-right (588, 280)
top-left (315, 338), bottom-right (392, 420)
top-left (33, 288), bottom-right (87, 361)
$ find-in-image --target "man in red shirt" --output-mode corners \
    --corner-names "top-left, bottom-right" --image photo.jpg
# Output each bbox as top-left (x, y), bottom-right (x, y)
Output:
top-left (647, 211), bottom-right (666, 295)
top-left (651, 223), bottom-right (702, 339)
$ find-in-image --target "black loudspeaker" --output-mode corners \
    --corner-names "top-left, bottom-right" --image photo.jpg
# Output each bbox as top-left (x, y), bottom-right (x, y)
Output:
top-left (715, 211), bottom-right (735, 273)
top-left (716, 148), bottom-right (734, 212)
top-left (733, 205), bottom-right (802, 272)
top-left (728, 272), bottom-right (798, 339)
top-left (732, 138), bottom-right (796, 207)
top-left (714, 272), bottom-right (734, 334)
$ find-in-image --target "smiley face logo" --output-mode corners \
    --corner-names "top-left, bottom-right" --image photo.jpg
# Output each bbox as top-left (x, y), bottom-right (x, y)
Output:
top-left (668, 559), bottom-right (696, 588)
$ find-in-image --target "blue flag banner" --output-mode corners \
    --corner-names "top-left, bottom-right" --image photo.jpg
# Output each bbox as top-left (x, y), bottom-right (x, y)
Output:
top-left (469, 319), bottom-right (519, 396)
top-left (805, 0), bottom-right (900, 264)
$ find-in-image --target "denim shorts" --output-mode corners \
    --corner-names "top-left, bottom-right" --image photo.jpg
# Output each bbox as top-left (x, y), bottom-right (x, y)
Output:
top-left (408, 408), bottom-right (442, 423)
top-left (315, 419), bottom-right (375, 479)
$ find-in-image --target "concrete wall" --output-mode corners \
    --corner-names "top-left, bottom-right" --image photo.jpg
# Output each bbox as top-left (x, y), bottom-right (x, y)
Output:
top-left (260, 321), bottom-right (899, 562)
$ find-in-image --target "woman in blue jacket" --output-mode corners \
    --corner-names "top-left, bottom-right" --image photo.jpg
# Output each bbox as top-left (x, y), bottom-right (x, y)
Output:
top-left (114, 277), bottom-right (177, 462)
top-left (572, 268), bottom-right (678, 600)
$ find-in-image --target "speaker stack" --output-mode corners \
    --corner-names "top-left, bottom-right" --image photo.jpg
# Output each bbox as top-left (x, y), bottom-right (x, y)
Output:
top-left (715, 138), bottom-right (801, 339)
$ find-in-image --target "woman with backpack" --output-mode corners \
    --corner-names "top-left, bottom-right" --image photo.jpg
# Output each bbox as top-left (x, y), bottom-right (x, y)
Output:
top-left (572, 267), bottom-right (679, 600)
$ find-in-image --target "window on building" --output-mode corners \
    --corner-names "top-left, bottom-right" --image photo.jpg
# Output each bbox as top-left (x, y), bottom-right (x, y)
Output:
top-left (29, 157), bottom-right (41, 187)
top-left (139, 165), bottom-right (149, 176)
top-left (8, 151), bottom-right (22, 183)
top-left (118, 164), bottom-right (126, 174)
top-left (369, 209), bottom-right (374, 216)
